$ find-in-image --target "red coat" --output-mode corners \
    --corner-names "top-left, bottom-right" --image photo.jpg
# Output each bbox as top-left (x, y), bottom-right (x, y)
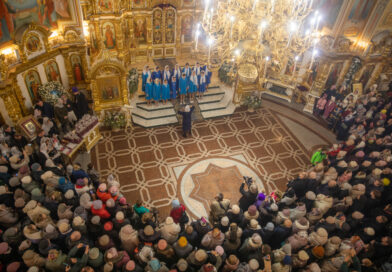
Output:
top-left (97, 189), bottom-right (112, 203)
top-left (170, 205), bottom-right (186, 224)
top-left (91, 204), bottom-right (111, 219)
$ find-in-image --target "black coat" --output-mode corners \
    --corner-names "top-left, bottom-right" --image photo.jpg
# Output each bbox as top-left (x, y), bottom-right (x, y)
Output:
top-left (73, 92), bottom-right (89, 119)
top-left (271, 226), bottom-right (291, 249)
top-left (238, 183), bottom-right (258, 211)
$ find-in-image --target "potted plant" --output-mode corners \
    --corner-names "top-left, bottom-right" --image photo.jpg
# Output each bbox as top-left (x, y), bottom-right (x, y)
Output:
top-left (243, 92), bottom-right (262, 112)
top-left (103, 111), bottom-right (126, 131)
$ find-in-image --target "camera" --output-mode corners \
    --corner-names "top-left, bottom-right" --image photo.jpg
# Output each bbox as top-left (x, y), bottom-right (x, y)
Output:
top-left (243, 176), bottom-right (253, 187)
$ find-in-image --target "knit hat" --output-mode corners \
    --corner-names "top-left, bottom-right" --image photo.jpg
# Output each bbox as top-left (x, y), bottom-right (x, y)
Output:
top-left (195, 249), bottom-right (207, 262)
top-left (115, 211), bottom-right (124, 221)
top-left (283, 219), bottom-right (292, 228)
top-left (6, 262), bottom-right (20, 272)
top-left (172, 199), bottom-right (180, 208)
top-left (165, 217), bottom-right (174, 225)
top-left (177, 259), bottom-right (188, 272)
top-left (270, 203), bottom-right (278, 211)
top-left (149, 259), bottom-right (161, 272)
top-left (221, 216), bottom-right (229, 226)
top-left (249, 233), bottom-right (262, 247)
top-left (157, 239), bottom-right (167, 250)
top-left (92, 200), bottom-right (103, 210)
top-left (98, 183), bottom-right (107, 191)
top-left (312, 246), bottom-right (325, 259)
top-left (178, 236), bottom-right (188, 247)
top-left (125, 260), bottom-right (136, 271)
top-left (99, 235), bottom-right (110, 246)
top-left (144, 225), bottom-right (154, 236)
top-left (264, 222), bottom-right (274, 231)
top-left (119, 197), bottom-right (127, 205)
top-left (298, 250), bottom-right (309, 261)
top-left (91, 215), bottom-right (100, 225)
top-left (215, 245), bottom-right (224, 256)
top-left (64, 189), bottom-right (74, 199)
top-left (9, 177), bottom-right (20, 187)
top-left (104, 221), bottom-right (113, 231)
top-left (248, 259), bottom-right (259, 270)
top-left (14, 198), bottom-right (25, 208)
top-left (249, 219), bottom-right (260, 229)
top-left (73, 216), bottom-right (84, 226)
top-left (247, 205), bottom-right (257, 216)
top-left (45, 224), bottom-right (56, 234)
top-left (89, 247), bottom-right (100, 259)
top-left (21, 176), bottom-right (32, 184)
top-left (106, 198), bottom-right (115, 208)
top-left (231, 204), bottom-right (240, 214)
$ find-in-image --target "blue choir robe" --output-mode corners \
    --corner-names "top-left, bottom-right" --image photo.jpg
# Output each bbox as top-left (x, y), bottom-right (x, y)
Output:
top-left (170, 80), bottom-right (178, 99)
top-left (172, 68), bottom-right (181, 89)
top-left (189, 75), bottom-right (198, 93)
top-left (163, 70), bottom-right (171, 84)
top-left (142, 71), bottom-right (151, 92)
top-left (153, 82), bottom-right (162, 101)
top-left (199, 75), bottom-right (207, 93)
top-left (162, 84), bottom-right (170, 100)
top-left (202, 65), bottom-right (212, 85)
top-left (152, 70), bottom-right (162, 81)
top-left (146, 82), bottom-right (153, 100)
top-left (194, 66), bottom-right (201, 84)
top-left (183, 67), bottom-right (191, 80)
top-left (179, 77), bottom-right (188, 95)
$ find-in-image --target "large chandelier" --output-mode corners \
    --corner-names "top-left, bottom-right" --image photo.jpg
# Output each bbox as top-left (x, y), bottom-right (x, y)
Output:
top-left (198, 0), bottom-right (322, 85)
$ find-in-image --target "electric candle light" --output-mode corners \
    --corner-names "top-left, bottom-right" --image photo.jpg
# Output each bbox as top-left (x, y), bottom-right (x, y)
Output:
top-left (263, 56), bottom-right (270, 80)
top-left (230, 16), bottom-right (235, 40)
top-left (209, 8), bottom-right (214, 32)
top-left (292, 55), bottom-right (299, 77)
top-left (309, 48), bottom-right (318, 69)
top-left (207, 37), bottom-right (214, 65)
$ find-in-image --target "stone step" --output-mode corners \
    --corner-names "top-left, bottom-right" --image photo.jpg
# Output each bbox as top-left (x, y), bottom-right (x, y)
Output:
top-left (132, 107), bottom-right (176, 120)
top-left (136, 102), bottom-right (174, 111)
top-left (199, 94), bottom-right (232, 112)
top-left (201, 103), bottom-right (236, 119)
top-left (196, 93), bottom-right (224, 104)
top-left (132, 114), bottom-right (178, 128)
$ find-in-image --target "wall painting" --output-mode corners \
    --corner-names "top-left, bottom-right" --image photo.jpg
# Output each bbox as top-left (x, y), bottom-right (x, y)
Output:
top-left (24, 69), bottom-right (42, 100)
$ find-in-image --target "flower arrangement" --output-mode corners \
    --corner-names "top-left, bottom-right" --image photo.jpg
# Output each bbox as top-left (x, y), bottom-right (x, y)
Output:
top-left (243, 92), bottom-right (262, 111)
top-left (38, 81), bottom-right (66, 104)
top-left (103, 111), bottom-right (126, 131)
top-left (127, 68), bottom-right (139, 95)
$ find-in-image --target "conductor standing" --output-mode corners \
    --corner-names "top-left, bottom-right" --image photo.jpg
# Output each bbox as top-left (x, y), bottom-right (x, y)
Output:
top-left (178, 105), bottom-right (194, 138)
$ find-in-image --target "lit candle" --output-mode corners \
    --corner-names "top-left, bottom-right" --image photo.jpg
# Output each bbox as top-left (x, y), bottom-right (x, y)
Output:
top-left (253, 0), bottom-right (258, 11)
top-left (230, 15), bottom-right (235, 40)
top-left (292, 55), bottom-right (299, 78)
top-left (195, 30), bottom-right (200, 50)
top-left (263, 56), bottom-right (270, 79)
top-left (208, 37), bottom-right (213, 65)
top-left (260, 20), bottom-right (268, 44)
top-left (209, 8), bottom-right (214, 32)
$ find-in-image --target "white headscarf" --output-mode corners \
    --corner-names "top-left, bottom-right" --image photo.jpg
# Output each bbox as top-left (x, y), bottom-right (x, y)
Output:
top-left (190, 73), bottom-right (198, 86)
top-left (185, 105), bottom-right (190, 112)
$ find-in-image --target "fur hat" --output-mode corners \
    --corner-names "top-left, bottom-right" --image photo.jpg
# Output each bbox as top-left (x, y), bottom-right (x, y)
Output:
top-left (231, 204), bottom-right (240, 214)
top-left (73, 216), bottom-right (84, 226)
top-left (270, 203), bottom-right (278, 212)
top-left (248, 259), bottom-right (259, 270)
top-left (195, 249), bottom-right (207, 262)
top-left (249, 219), bottom-right (260, 230)
top-left (298, 250), bottom-right (309, 261)
top-left (92, 200), bottom-right (103, 210)
top-left (21, 176), bottom-right (32, 184)
top-left (306, 191), bottom-right (316, 200)
top-left (177, 258), bottom-right (188, 272)
top-left (64, 190), bottom-right (74, 199)
top-left (249, 233), bottom-right (262, 248)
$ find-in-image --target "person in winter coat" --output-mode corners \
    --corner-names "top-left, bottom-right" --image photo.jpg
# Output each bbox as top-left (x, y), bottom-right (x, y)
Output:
top-left (45, 249), bottom-right (67, 271)
top-left (239, 182), bottom-right (258, 212)
top-left (222, 254), bottom-right (239, 272)
top-left (160, 217), bottom-right (181, 244)
top-left (239, 233), bottom-right (263, 261)
top-left (173, 236), bottom-right (193, 258)
top-left (201, 228), bottom-right (225, 250)
top-left (170, 199), bottom-right (187, 224)
top-left (87, 247), bottom-right (104, 270)
top-left (210, 193), bottom-right (230, 224)
top-left (119, 224), bottom-right (139, 253)
top-left (223, 223), bottom-right (243, 254)
top-left (91, 200), bottom-right (111, 219)
top-left (180, 225), bottom-right (199, 247)
top-left (155, 239), bottom-right (177, 267)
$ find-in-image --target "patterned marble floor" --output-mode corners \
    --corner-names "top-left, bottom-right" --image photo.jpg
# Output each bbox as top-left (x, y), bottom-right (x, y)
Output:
top-left (91, 104), bottom-right (333, 219)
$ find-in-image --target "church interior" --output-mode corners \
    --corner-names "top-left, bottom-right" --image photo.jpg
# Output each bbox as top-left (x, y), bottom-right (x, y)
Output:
top-left (1, 0), bottom-right (392, 271)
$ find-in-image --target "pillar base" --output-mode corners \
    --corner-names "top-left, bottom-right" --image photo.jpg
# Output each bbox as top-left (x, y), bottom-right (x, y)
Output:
top-left (303, 92), bottom-right (319, 114)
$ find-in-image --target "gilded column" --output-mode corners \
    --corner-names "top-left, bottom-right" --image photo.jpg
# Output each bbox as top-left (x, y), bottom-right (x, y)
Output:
top-left (0, 88), bottom-right (23, 124)
top-left (13, 82), bottom-right (29, 116)
top-left (63, 52), bottom-right (75, 86)
top-left (336, 59), bottom-right (351, 86)
top-left (366, 62), bottom-right (384, 90)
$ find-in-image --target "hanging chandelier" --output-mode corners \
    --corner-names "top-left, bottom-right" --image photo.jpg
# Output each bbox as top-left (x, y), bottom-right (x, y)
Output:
top-left (197, 0), bottom-right (322, 85)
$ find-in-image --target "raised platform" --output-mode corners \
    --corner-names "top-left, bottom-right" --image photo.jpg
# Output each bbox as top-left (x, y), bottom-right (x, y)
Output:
top-left (131, 84), bottom-right (236, 128)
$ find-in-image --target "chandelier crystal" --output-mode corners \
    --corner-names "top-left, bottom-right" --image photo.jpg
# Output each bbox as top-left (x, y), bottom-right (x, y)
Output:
top-left (200, 0), bottom-right (322, 85)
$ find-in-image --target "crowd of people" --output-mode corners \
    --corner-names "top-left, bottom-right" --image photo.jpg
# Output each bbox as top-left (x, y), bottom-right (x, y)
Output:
top-left (141, 63), bottom-right (212, 105)
top-left (0, 81), bottom-right (392, 272)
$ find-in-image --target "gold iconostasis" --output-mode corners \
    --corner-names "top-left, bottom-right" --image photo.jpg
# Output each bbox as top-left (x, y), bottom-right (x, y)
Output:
top-left (0, 0), bottom-right (392, 125)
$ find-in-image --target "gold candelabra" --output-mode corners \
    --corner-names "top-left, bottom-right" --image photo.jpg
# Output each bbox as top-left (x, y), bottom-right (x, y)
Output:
top-left (198, 0), bottom-right (321, 86)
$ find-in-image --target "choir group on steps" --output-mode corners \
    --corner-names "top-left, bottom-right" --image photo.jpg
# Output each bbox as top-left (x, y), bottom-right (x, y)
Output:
top-left (141, 63), bottom-right (212, 105)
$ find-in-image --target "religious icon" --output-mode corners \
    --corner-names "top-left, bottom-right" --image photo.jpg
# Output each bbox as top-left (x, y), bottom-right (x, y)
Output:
top-left (134, 18), bottom-right (147, 43)
top-left (181, 15), bottom-right (193, 42)
top-left (89, 24), bottom-right (98, 52)
top-left (45, 60), bottom-right (61, 83)
top-left (97, 0), bottom-right (113, 12)
top-left (102, 22), bottom-right (116, 49)
top-left (166, 30), bottom-right (174, 44)
top-left (153, 9), bottom-right (163, 45)
top-left (26, 34), bottom-right (41, 52)
top-left (70, 55), bottom-right (84, 81)
top-left (97, 77), bottom-right (121, 100)
top-left (24, 70), bottom-right (41, 100)
top-left (325, 62), bottom-right (343, 89)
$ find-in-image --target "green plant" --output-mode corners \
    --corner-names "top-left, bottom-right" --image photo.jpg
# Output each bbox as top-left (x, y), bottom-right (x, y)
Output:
top-left (103, 111), bottom-right (126, 130)
top-left (243, 93), bottom-right (262, 109)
